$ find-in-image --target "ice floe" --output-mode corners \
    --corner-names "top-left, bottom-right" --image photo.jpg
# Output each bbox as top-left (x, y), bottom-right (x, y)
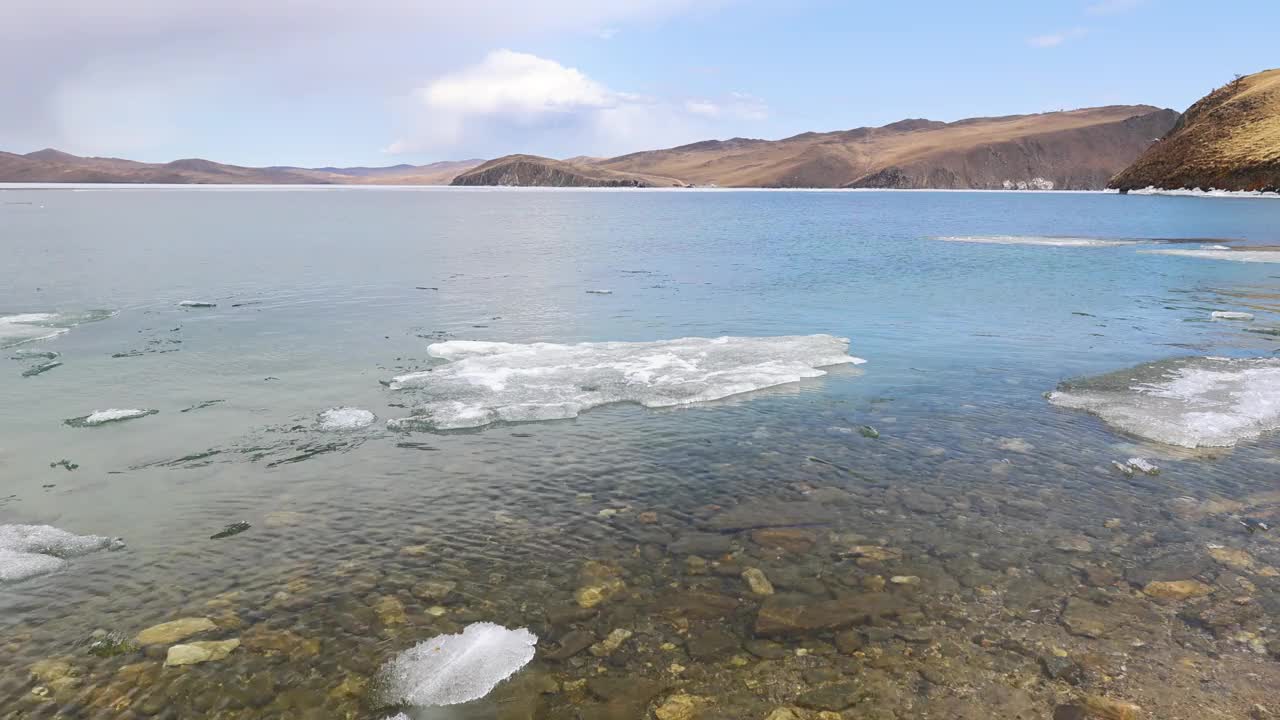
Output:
top-left (1113, 457), bottom-right (1160, 476)
top-left (178, 300), bottom-right (217, 308)
top-left (1049, 356), bottom-right (1280, 448)
top-left (936, 235), bottom-right (1143, 247)
top-left (0, 310), bottom-right (115, 348)
top-left (65, 409), bottom-right (158, 427)
top-left (379, 622), bottom-right (537, 708)
top-left (0, 525), bottom-right (123, 582)
top-left (387, 335), bottom-right (863, 430)
top-left (1211, 311), bottom-right (1254, 321)
top-left (1142, 248), bottom-right (1280, 264)
top-left (317, 407), bottom-right (376, 431)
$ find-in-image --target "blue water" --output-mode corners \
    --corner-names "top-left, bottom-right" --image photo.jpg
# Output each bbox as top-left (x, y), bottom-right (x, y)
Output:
top-left (2, 188), bottom-right (1279, 718)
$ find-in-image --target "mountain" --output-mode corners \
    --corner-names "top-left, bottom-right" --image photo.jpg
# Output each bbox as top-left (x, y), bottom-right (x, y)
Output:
top-left (451, 155), bottom-right (687, 188)
top-left (1110, 69), bottom-right (1280, 193)
top-left (0, 150), bottom-right (482, 185)
top-left (581, 105), bottom-right (1176, 189)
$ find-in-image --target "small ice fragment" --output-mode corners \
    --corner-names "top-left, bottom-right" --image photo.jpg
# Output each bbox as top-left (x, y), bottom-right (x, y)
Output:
top-left (1203, 245), bottom-right (1232, 251)
top-left (1112, 457), bottom-right (1159, 476)
top-left (178, 301), bottom-right (217, 308)
top-left (65, 409), bottom-right (158, 427)
top-left (317, 407), bottom-right (375, 431)
top-left (378, 622), bottom-right (537, 707)
top-left (21, 361), bottom-right (62, 377)
top-left (1211, 311), bottom-right (1254, 321)
top-left (10, 349), bottom-right (59, 360)
top-left (585, 289), bottom-right (613, 295)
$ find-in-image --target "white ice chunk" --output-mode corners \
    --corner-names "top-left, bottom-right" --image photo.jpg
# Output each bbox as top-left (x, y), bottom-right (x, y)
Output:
top-left (0, 524), bottom-right (122, 582)
top-left (1211, 311), bottom-right (1254, 321)
top-left (1112, 457), bottom-right (1160, 476)
top-left (388, 335), bottom-right (864, 430)
top-left (0, 310), bottom-right (115, 348)
top-left (379, 622), bottom-right (537, 708)
top-left (1050, 356), bottom-right (1280, 448)
top-left (67, 408), bottom-right (158, 427)
top-left (1143, 248), bottom-right (1280, 264)
top-left (936, 235), bottom-right (1142, 247)
top-left (317, 407), bottom-right (376, 431)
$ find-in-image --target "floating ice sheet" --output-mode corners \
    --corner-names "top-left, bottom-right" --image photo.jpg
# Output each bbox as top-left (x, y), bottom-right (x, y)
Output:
top-left (0, 525), bottom-right (122, 582)
top-left (66, 408), bottom-right (158, 427)
top-left (0, 310), bottom-right (116, 348)
top-left (379, 622), bottom-right (537, 708)
top-left (1049, 356), bottom-right (1280, 448)
top-left (387, 335), bottom-right (863, 430)
top-left (1143, 248), bottom-right (1280, 264)
top-left (317, 407), bottom-right (375, 431)
top-left (936, 235), bottom-right (1143, 247)
top-left (1211, 311), bottom-right (1254, 321)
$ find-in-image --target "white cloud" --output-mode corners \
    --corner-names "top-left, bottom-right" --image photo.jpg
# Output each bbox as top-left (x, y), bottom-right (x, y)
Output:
top-left (388, 51), bottom-right (768, 157)
top-left (420, 50), bottom-right (616, 117)
top-left (1085, 0), bottom-right (1146, 15)
top-left (1028, 27), bottom-right (1088, 48)
top-left (685, 93), bottom-right (768, 120)
top-left (0, 0), bottom-right (726, 157)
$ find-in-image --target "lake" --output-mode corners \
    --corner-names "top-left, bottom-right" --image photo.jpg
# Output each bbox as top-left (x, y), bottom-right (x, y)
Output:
top-left (2, 187), bottom-right (1279, 719)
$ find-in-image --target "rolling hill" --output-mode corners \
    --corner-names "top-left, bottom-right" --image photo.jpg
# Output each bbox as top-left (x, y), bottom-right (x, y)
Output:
top-left (1109, 69), bottom-right (1280, 193)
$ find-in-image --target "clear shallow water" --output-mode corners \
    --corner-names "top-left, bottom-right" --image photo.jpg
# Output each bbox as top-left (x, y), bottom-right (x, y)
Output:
top-left (2, 188), bottom-right (1280, 719)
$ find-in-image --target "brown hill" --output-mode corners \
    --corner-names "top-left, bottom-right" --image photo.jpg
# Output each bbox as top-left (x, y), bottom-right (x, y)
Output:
top-left (1110, 69), bottom-right (1280, 193)
top-left (0, 150), bottom-right (482, 185)
top-left (589, 105), bottom-right (1177, 189)
top-left (451, 155), bottom-right (686, 188)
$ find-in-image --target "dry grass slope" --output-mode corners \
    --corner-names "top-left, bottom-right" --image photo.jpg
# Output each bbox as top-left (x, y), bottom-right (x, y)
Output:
top-left (1110, 68), bottom-right (1280, 192)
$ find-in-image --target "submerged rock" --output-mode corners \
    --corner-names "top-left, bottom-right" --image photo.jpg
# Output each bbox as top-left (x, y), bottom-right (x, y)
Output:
top-left (754, 593), bottom-right (905, 637)
top-left (136, 618), bottom-right (217, 646)
top-left (742, 567), bottom-right (775, 595)
top-left (164, 639), bottom-right (240, 667)
top-left (1142, 580), bottom-right (1213, 602)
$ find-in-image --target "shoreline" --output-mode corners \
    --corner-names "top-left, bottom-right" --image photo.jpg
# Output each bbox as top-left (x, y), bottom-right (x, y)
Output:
top-left (3, 183), bottom-right (1277, 197)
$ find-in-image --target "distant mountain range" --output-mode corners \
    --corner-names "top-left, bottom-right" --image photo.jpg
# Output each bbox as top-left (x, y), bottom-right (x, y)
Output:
top-left (3, 104), bottom-right (1182, 190)
top-left (454, 105), bottom-right (1178, 190)
top-left (1110, 68), bottom-right (1280, 193)
top-left (0, 149), bottom-right (482, 185)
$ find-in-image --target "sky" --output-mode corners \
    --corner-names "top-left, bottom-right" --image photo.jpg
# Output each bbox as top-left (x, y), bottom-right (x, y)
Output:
top-left (2, 0), bottom-right (1276, 167)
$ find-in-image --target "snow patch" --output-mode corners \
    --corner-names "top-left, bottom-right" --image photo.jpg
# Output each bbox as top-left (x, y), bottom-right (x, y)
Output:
top-left (1050, 356), bottom-right (1280, 448)
top-left (0, 525), bottom-right (123, 582)
top-left (1123, 186), bottom-right (1280, 199)
top-left (379, 622), bottom-right (537, 708)
top-left (387, 335), bottom-right (863, 430)
top-left (318, 407), bottom-right (376, 431)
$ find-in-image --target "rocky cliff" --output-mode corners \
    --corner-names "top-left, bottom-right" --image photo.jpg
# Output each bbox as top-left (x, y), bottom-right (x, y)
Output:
top-left (1109, 69), bottom-right (1280, 193)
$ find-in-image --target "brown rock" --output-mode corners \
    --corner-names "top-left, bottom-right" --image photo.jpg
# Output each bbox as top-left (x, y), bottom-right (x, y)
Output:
top-left (136, 618), bottom-right (217, 646)
top-left (1142, 580), bottom-right (1213, 602)
top-left (1081, 695), bottom-right (1141, 720)
top-left (755, 593), bottom-right (904, 637)
top-left (752, 527), bottom-right (818, 553)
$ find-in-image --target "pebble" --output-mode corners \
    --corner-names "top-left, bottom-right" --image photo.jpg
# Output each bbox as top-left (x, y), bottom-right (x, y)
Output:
top-left (742, 567), bottom-right (775, 595)
top-left (589, 628), bottom-right (633, 657)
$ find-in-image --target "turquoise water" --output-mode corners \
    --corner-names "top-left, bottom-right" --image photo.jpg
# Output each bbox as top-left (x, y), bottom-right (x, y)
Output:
top-left (2, 188), bottom-right (1279, 719)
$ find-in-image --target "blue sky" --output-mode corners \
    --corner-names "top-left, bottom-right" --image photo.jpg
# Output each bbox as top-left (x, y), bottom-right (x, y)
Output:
top-left (2, 0), bottom-right (1276, 167)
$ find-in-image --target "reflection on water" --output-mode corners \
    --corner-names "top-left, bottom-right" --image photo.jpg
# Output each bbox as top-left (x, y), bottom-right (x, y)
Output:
top-left (1, 189), bottom-right (1279, 718)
